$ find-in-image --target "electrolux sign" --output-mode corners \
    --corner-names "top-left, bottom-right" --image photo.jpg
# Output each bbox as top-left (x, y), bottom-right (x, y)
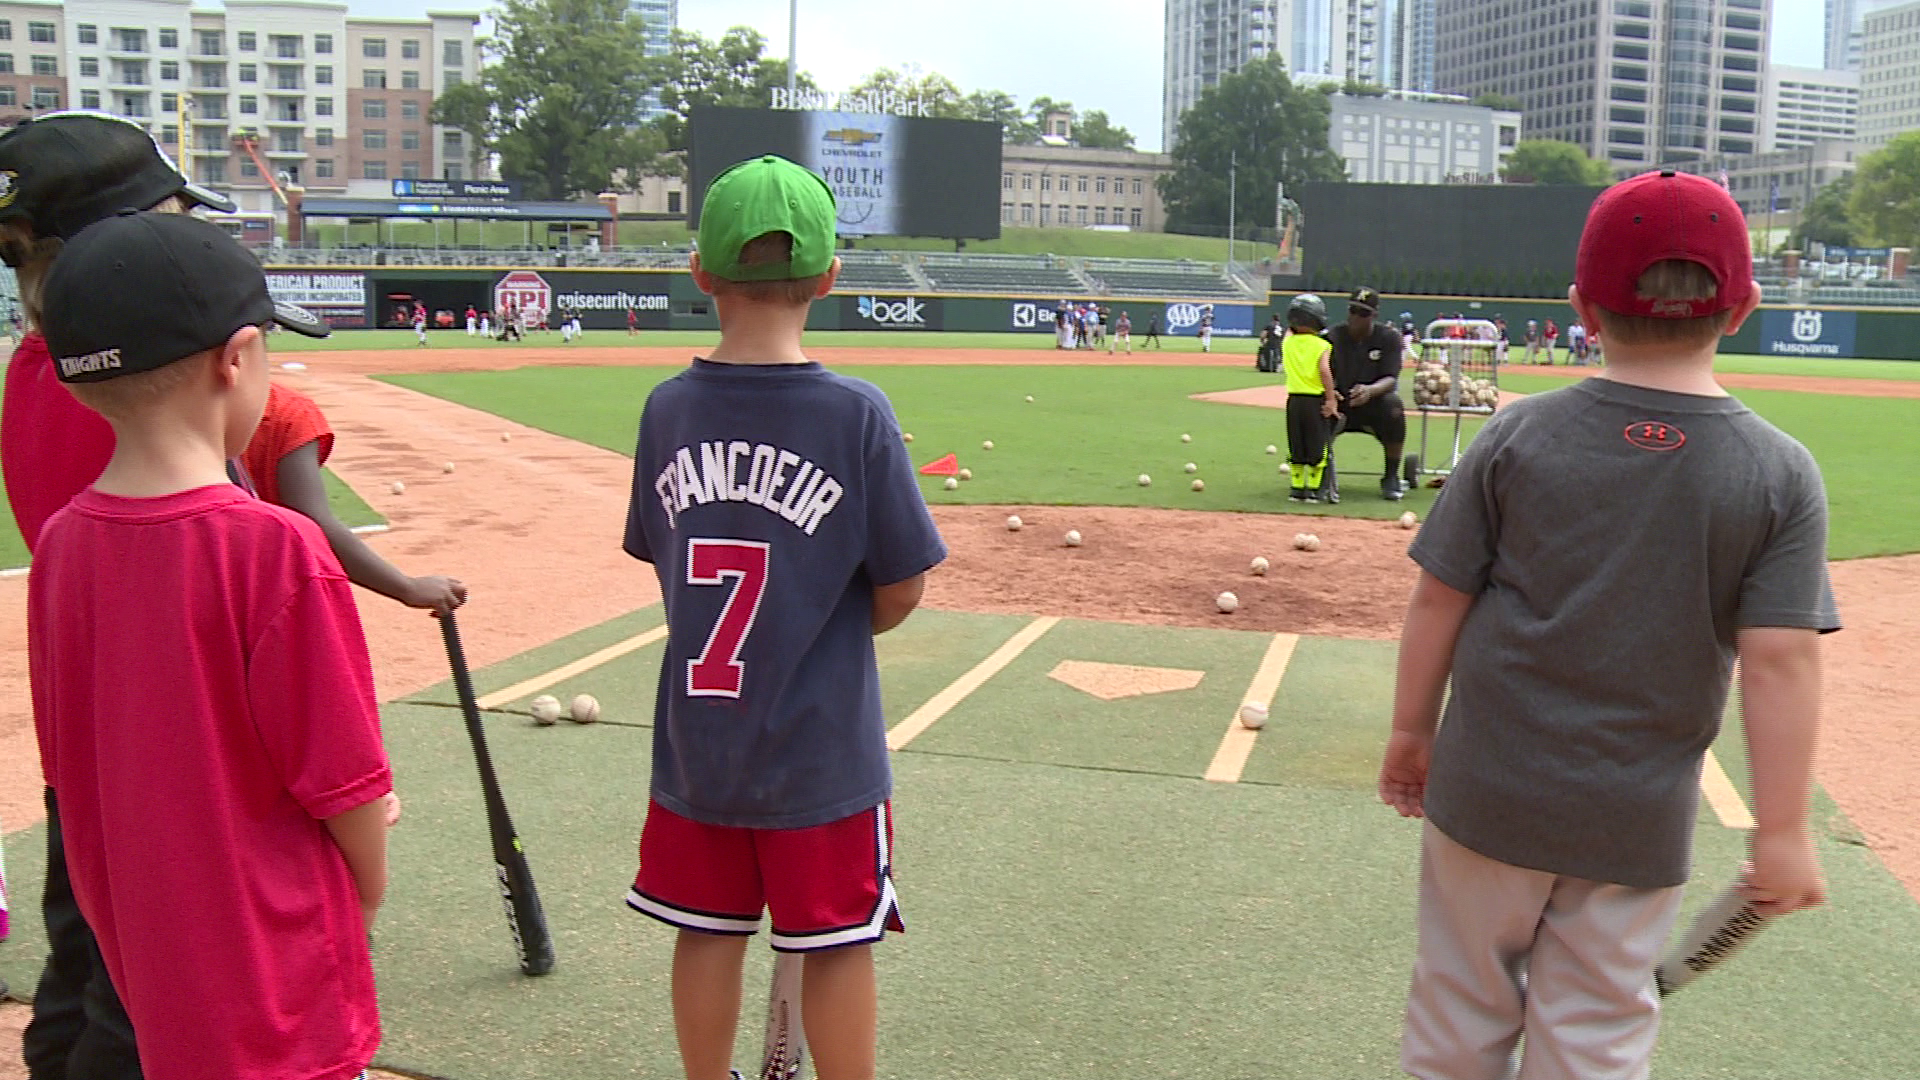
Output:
top-left (1009, 301), bottom-right (1060, 333)
top-left (845, 295), bottom-right (941, 330)
top-left (1760, 308), bottom-right (1856, 357)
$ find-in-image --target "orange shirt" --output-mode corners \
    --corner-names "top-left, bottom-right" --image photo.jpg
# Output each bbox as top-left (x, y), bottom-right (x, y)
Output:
top-left (240, 384), bottom-right (335, 508)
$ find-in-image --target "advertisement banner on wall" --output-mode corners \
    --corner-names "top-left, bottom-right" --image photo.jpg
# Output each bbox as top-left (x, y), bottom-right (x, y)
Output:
top-left (490, 271), bottom-right (674, 330)
top-left (843, 294), bottom-right (943, 330)
top-left (1164, 301), bottom-right (1254, 338)
top-left (1009, 300), bottom-right (1061, 333)
top-left (1759, 308), bottom-right (1856, 357)
top-left (265, 271), bottom-right (369, 329)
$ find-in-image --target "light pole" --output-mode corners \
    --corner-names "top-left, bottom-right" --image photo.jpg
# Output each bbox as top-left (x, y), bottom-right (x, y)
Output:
top-left (787, 0), bottom-right (797, 95)
top-left (1227, 148), bottom-right (1238, 269)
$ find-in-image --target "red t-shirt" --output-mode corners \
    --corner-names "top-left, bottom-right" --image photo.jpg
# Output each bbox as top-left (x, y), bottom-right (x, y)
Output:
top-left (1, 332), bottom-right (118, 554)
top-left (29, 486), bottom-right (388, 1080)
top-left (240, 383), bottom-right (335, 508)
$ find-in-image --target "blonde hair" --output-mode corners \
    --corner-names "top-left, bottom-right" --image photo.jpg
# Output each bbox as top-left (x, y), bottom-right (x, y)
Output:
top-left (1591, 260), bottom-right (1737, 347)
top-left (3, 195), bottom-right (192, 330)
top-left (64, 348), bottom-right (210, 421)
top-left (706, 232), bottom-right (831, 307)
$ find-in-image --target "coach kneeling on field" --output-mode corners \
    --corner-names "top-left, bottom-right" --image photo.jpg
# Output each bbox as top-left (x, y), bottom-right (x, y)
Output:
top-left (1330, 286), bottom-right (1408, 501)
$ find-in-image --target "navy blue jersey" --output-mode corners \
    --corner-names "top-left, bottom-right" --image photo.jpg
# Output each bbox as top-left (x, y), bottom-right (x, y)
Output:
top-left (625, 360), bottom-right (946, 829)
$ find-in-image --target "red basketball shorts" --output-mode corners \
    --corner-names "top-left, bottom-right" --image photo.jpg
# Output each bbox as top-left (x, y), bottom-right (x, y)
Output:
top-left (627, 800), bottom-right (903, 952)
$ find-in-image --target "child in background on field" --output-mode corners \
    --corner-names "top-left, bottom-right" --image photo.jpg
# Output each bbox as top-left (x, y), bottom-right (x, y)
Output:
top-left (1379, 171), bottom-right (1835, 1080)
top-left (628, 306), bottom-right (639, 336)
top-left (241, 383), bottom-right (467, 613)
top-left (623, 155), bottom-right (946, 1080)
top-left (413, 303), bottom-right (428, 347)
top-left (1543, 317), bottom-right (1560, 363)
top-left (1110, 309), bottom-right (1132, 354)
top-left (1143, 312), bottom-right (1162, 348)
top-left (1281, 293), bottom-right (1341, 502)
top-left (33, 212), bottom-right (396, 1080)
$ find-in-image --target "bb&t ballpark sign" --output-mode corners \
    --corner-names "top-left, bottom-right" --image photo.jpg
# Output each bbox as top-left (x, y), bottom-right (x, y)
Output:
top-left (770, 87), bottom-right (937, 117)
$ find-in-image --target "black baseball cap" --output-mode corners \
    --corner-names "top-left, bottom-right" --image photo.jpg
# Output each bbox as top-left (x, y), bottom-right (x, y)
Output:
top-left (43, 211), bottom-right (327, 384)
top-left (0, 111), bottom-right (235, 245)
top-left (1348, 286), bottom-right (1381, 314)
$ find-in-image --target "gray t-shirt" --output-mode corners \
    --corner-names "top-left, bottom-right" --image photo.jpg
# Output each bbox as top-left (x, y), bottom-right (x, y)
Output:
top-left (1411, 378), bottom-right (1840, 888)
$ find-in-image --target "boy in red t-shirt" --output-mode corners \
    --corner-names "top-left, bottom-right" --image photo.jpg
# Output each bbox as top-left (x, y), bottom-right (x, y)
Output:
top-left (33, 212), bottom-right (395, 1080)
top-left (242, 383), bottom-right (466, 612)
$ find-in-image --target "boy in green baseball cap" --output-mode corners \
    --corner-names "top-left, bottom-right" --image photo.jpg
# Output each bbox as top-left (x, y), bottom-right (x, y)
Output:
top-left (621, 155), bottom-right (946, 1080)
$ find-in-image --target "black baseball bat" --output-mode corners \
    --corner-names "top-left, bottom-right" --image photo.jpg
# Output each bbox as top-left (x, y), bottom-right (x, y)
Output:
top-left (440, 610), bottom-right (556, 976)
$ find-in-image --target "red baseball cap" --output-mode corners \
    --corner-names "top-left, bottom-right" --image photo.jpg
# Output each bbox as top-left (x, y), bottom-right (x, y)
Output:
top-left (1575, 170), bottom-right (1754, 319)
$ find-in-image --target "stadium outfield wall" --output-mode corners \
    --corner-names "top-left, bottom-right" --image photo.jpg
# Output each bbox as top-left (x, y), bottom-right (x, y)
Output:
top-left (259, 265), bottom-right (1920, 360)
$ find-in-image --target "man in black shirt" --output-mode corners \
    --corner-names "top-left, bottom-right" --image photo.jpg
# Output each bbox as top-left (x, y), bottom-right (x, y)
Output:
top-left (1329, 286), bottom-right (1408, 501)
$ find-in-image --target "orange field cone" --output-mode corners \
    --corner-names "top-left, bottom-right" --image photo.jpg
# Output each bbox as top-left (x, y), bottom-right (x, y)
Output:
top-left (918, 453), bottom-right (960, 477)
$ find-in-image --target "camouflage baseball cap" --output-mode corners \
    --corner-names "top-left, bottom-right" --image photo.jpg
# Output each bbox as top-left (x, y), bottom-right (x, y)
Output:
top-left (696, 155), bottom-right (837, 282)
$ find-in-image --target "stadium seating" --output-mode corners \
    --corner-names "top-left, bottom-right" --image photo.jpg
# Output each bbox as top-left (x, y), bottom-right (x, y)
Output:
top-left (918, 253), bottom-right (1088, 294)
top-left (1081, 258), bottom-right (1250, 300)
top-left (832, 251), bottom-right (925, 292)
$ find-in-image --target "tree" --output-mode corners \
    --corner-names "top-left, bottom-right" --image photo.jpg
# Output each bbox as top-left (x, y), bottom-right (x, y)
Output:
top-left (1074, 109), bottom-right (1135, 150)
top-left (1472, 91), bottom-right (1524, 112)
top-left (1795, 172), bottom-right (1855, 249)
top-left (430, 0), bottom-right (666, 200)
top-left (959, 88), bottom-right (1030, 141)
top-left (1159, 57), bottom-right (1345, 237)
top-left (647, 27), bottom-right (811, 155)
top-left (1848, 132), bottom-right (1920, 249)
top-left (847, 65), bottom-right (969, 118)
top-left (1501, 140), bottom-right (1612, 185)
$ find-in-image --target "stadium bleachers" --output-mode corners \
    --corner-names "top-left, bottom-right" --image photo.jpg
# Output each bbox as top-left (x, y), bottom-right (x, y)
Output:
top-left (1081, 257), bottom-right (1249, 300)
top-left (833, 251), bottom-right (924, 292)
top-left (918, 253), bottom-right (1088, 295)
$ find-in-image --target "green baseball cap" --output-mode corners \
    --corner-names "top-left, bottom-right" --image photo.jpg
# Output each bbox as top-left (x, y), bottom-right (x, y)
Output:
top-left (697, 155), bottom-right (838, 282)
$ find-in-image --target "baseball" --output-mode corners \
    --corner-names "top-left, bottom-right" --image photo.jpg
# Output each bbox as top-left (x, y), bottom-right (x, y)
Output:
top-left (1181, 433), bottom-right (1193, 443)
top-left (570, 693), bottom-right (601, 724)
top-left (1191, 478), bottom-right (1205, 492)
top-left (1216, 591), bottom-right (1240, 614)
top-left (529, 694), bottom-right (563, 726)
top-left (1265, 444), bottom-right (1278, 455)
top-left (442, 461), bottom-right (456, 474)
top-left (500, 432), bottom-right (511, 443)
top-left (280, 361), bottom-right (308, 372)
top-left (1304, 534), bottom-right (1322, 552)
top-left (903, 432), bottom-right (914, 443)
top-left (958, 468), bottom-right (973, 481)
top-left (1006, 515), bottom-right (1023, 532)
top-left (1184, 462), bottom-right (1198, 474)
top-left (943, 477), bottom-right (959, 491)
top-left (1399, 511), bottom-right (1419, 529)
top-left (1239, 702), bottom-right (1269, 730)
top-left (389, 480), bottom-right (406, 495)
top-left (1292, 533), bottom-right (1311, 551)
top-left (982, 440), bottom-right (995, 451)
top-left (1250, 557), bottom-right (1270, 576)
top-left (1064, 529), bottom-right (1083, 547)
top-left (1138, 473), bottom-right (1152, 487)
top-left (1025, 395), bottom-right (1034, 403)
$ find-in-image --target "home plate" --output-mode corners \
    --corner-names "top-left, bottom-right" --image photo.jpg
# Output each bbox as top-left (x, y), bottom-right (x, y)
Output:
top-left (1048, 660), bottom-right (1205, 702)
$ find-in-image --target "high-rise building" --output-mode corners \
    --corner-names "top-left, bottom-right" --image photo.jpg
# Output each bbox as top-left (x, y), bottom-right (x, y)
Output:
top-left (1829, 0), bottom-right (1864, 68)
top-left (0, 0), bottom-right (478, 212)
top-left (1433, 0), bottom-right (1769, 170)
top-left (1764, 64), bottom-right (1859, 149)
top-left (1293, 0), bottom-right (1331, 75)
top-left (1163, 0), bottom-right (1286, 150)
top-left (1394, 0), bottom-right (1437, 92)
top-left (1859, 0), bottom-right (1920, 145)
top-left (628, 0), bottom-right (675, 122)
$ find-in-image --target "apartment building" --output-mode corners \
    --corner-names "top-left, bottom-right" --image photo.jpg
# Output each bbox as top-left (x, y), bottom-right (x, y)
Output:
top-left (1764, 64), bottom-right (1860, 149)
top-left (1860, 0), bottom-right (1920, 144)
top-left (1163, 0), bottom-right (1285, 151)
top-left (0, 1), bottom-right (69, 121)
top-left (344, 13), bottom-right (475, 195)
top-left (1434, 0), bottom-right (1770, 170)
top-left (1328, 89), bottom-right (1520, 182)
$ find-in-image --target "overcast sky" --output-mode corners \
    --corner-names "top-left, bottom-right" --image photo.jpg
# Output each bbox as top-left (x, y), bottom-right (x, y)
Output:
top-left (344, 0), bottom-right (1827, 153)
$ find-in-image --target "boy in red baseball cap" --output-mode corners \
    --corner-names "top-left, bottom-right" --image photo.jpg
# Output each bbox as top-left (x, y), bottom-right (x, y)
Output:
top-left (1378, 170), bottom-right (1837, 1079)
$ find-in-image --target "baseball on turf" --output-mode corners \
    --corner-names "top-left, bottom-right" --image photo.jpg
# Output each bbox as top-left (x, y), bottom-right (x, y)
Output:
top-left (569, 693), bottom-right (601, 724)
top-left (1239, 702), bottom-right (1269, 730)
top-left (1216, 591), bottom-right (1240, 614)
top-left (1191, 478), bottom-right (1205, 492)
top-left (1184, 462), bottom-right (1198, 474)
top-left (1138, 473), bottom-right (1152, 486)
top-left (1304, 534), bottom-right (1323, 552)
top-left (1250, 557), bottom-right (1270, 576)
top-left (1399, 511), bottom-right (1419, 529)
top-left (1006, 515), bottom-right (1023, 532)
top-left (389, 480), bottom-right (406, 495)
top-left (1265, 444), bottom-right (1278, 455)
top-left (1181, 433), bottom-right (1193, 443)
top-left (943, 477), bottom-right (959, 491)
top-left (1064, 529), bottom-right (1083, 547)
top-left (529, 695), bottom-right (563, 726)
top-left (982, 440), bottom-right (995, 450)
top-left (1025, 395), bottom-right (1035, 402)
top-left (958, 467), bottom-right (973, 481)
top-left (903, 432), bottom-right (915, 443)
top-left (1292, 533), bottom-right (1311, 550)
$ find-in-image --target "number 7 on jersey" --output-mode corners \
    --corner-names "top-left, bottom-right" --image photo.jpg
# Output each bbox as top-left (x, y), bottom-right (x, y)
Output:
top-left (686, 538), bottom-right (771, 698)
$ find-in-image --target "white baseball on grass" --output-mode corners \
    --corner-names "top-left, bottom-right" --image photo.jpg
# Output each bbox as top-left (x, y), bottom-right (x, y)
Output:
top-left (1006, 515), bottom-right (1023, 532)
top-left (903, 432), bottom-right (915, 443)
top-left (1216, 591), bottom-right (1240, 614)
top-left (1239, 702), bottom-right (1269, 730)
top-left (1138, 473), bottom-right (1152, 487)
top-left (1064, 529), bottom-right (1083, 547)
top-left (1250, 557), bottom-right (1270, 576)
top-left (570, 693), bottom-right (601, 724)
top-left (1191, 478), bottom-right (1205, 492)
top-left (1184, 462), bottom-right (1198, 474)
top-left (958, 467), bottom-right (973, 481)
top-left (1304, 534), bottom-right (1322, 552)
top-left (1025, 395), bottom-right (1034, 402)
top-left (1181, 433), bottom-right (1193, 443)
top-left (1292, 533), bottom-right (1311, 551)
top-left (982, 440), bottom-right (995, 450)
top-left (1399, 511), bottom-right (1419, 529)
top-left (389, 480), bottom-right (406, 495)
top-left (1265, 444), bottom-right (1278, 455)
top-left (943, 477), bottom-right (959, 491)
top-left (529, 694), bottom-right (563, 726)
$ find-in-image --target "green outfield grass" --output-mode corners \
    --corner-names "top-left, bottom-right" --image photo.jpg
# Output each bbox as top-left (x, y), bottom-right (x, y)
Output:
top-left (384, 361), bottom-right (1920, 559)
top-left (267, 328), bottom-right (1258, 354)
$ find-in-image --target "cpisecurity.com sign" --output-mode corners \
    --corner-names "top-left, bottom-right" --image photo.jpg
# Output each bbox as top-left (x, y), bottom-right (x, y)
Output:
top-left (1760, 308), bottom-right (1856, 357)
